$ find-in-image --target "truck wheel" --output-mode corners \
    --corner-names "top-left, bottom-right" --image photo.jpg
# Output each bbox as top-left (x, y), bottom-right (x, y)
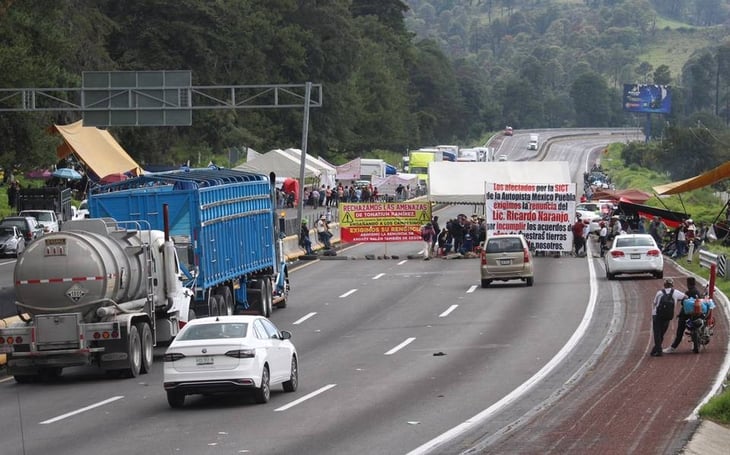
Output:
top-left (136, 322), bottom-right (153, 374)
top-left (253, 365), bottom-right (270, 403)
top-left (124, 325), bottom-right (142, 378)
top-left (263, 278), bottom-right (273, 317)
top-left (14, 374), bottom-right (37, 383)
top-left (217, 287), bottom-right (234, 316)
top-left (210, 294), bottom-right (226, 317)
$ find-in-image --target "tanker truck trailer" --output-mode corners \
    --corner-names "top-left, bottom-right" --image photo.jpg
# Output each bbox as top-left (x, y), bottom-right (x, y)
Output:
top-left (88, 168), bottom-right (289, 319)
top-left (0, 217), bottom-right (193, 381)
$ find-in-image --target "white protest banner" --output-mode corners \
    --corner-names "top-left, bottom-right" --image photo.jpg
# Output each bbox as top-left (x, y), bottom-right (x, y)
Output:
top-left (484, 182), bottom-right (576, 252)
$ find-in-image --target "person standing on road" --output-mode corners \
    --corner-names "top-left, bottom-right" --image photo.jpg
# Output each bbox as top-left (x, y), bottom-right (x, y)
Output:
top-left (664, 276), bottom-right (702, 354)
top-left (299, 220), bottom-right (314, 255)
top-left (316, 215), bottom-right (332, 249)
top-left (420, 222), bottom-right (436, 260)
top-left (430, 216), bottom-right (440, 255)
top-left (572, 216), bottom-right (585, 256)
top-left (651, 278), bottom-right (687, 357)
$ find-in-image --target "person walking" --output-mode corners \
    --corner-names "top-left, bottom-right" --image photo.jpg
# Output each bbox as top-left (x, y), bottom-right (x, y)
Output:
top-left (299, 220), bottom-right (314, 255)
top-left (430, 216), bottom-right (440, 256)
top-left (420, 222), bottom-right (436, 260)
top-left (572, 216), bottom-right (585, 256)
top-left (651, 278), bottom-right (687, 357)
top-left (664, 276), bottom-right (702, 354)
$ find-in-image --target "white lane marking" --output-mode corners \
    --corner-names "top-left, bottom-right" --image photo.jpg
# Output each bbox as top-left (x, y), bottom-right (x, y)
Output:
top-left (439, 305), bottom-right (458, 318)
top-left (0, 260), bottom-right (16, 267)
top-left (398, 259), bottom-right (408, 265)
top-left (407, 243), bottom-right (600, 455)
top-left (373, 273), bottom-right (385, 280)
top-left (385, 337), bottom-right (416, 356)
top-left (339, 289), bottom-right (357, 298)
top-left (292, 312), bottom-right (317, 325)
top-left (466, 285), bottom-right (477, 293)
top-left (40, 396), bottom-right (124, 424)
top-left (274, 384), bottom-right (337, 412)
top-left (0, 376), bottom-right (14, 383)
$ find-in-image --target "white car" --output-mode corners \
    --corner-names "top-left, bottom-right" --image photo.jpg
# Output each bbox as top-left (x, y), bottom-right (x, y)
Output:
top-left (163, 315), bottom-right (298, 408)
top-left (18, 209), bottom-right (59, 233)
top-left (604, 234), bottom-right (663, 280)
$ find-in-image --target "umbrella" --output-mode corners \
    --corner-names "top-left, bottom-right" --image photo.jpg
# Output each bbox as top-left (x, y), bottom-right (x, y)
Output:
top-left (26, 169), bottom-right (52, 179)
top-left (52, 168), bottom-right (82, 180)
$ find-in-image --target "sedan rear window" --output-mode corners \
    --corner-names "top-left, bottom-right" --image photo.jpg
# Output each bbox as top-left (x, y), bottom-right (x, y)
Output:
top-left (178, 323), bottom-right (248, 340)
top-left (616, 237), bottom-right (655, 248)
top-left (486, 238), bottom-right (523, 253)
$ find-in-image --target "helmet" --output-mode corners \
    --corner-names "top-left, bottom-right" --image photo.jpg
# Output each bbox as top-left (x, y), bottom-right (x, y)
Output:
top-left (301, 219), bottom-right (308, 224)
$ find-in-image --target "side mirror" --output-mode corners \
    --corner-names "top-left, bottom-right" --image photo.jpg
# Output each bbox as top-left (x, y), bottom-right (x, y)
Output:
top-left (279, 330), bottom-right (292, 340)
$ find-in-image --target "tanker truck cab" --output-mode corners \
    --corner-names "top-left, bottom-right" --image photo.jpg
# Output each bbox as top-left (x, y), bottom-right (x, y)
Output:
top-left (0, 218), bottom-right (193, 382)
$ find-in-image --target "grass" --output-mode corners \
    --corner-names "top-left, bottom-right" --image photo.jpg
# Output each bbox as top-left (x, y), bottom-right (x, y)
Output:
top-left (603, 143), bottom-right (730, 425)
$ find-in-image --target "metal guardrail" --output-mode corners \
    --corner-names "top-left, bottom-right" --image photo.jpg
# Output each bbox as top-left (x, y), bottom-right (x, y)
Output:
top-left (699, 248), bottom-right (727, 277)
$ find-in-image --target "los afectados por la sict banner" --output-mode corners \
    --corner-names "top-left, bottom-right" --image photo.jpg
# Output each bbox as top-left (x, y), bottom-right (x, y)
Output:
top-left (485, 182), bottom-right (576, 252)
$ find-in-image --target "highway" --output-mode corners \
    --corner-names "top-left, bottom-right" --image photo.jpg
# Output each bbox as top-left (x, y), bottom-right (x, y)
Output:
top-left (0, 129), bottom-right (726, 455)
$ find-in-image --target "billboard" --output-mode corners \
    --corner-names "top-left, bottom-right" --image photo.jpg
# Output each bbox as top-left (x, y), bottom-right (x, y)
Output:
top-left (339, 202), bottom-right (431, 242)
top-left (623, 84), bottom-right (671, 114)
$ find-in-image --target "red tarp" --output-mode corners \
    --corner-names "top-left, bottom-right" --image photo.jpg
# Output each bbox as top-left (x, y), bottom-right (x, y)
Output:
top-left (282, 178), bottom-right (300, 204)
top-left (591, 188), bottom-right (653, 204)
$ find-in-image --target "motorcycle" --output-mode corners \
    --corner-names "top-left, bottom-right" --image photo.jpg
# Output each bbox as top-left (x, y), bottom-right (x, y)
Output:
top-left (683, 296), bottom-right (716, 353)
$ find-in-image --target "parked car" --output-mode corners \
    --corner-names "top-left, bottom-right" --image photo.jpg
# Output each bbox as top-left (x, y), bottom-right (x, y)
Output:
top-left (0, 225), bottom-right (25, 257)
top-left (480, 234), bottom-right (534, 287)
top-left (604, 234), bottom-right (663, 280)
top-left (73, 199), bottom-right (89, 220)
top-left (163, 315), bottom-right (298, 408)
top-left (18, 209), bottom-right (59, 233)
top-left (0, 216), bottom-right (43, 243)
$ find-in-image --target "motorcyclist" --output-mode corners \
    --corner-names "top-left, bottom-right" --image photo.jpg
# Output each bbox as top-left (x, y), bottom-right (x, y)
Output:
top-left (599, 221), bottom-right (608, 257)
top-left (664, 276), bottom-right (702, 354)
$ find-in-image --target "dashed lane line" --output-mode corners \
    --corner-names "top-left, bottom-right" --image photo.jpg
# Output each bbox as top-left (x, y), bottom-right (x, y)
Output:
top-left (274, 384), bottom-right (337, 412)
top-left (439, 305), bottom-right (458, 318)
top-left (292, 312), bottom-right (317, 325)
top-left (40, 396), bottom-right (124, 424)
top-left (385, 337), bottom-right (416, 356)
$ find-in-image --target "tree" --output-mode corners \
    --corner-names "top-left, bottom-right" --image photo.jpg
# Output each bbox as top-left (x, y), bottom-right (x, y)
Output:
top-left (570, 72), bottom-right (611, 127)
top-left (653, 65), bottom-right (672, 85)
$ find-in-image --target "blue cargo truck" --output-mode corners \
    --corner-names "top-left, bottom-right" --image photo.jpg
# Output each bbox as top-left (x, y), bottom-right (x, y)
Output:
top-left (88, 168), bottom-right (289, 318)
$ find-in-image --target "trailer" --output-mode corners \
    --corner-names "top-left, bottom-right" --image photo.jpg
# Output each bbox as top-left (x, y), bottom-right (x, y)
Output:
top-left (88, 168), bottom-right (289, 318)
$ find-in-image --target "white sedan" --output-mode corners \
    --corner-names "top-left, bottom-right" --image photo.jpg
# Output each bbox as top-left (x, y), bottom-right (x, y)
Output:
top-left (604, 234), bottom-right (663, 280)
top-left (163, 315), bottom-right (298, 408)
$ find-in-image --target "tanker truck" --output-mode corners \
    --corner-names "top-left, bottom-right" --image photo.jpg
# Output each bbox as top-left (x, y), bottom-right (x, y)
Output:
top-left (0, 168), bottom-right (289, 382)
top-left (0, 216), bottom-right (192, 381)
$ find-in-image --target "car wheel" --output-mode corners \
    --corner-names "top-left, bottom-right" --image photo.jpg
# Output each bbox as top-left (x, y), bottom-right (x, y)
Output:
top-left (606, 272), bottom-right (615, 280)
top-left (526, 277), bottom-right (534, 287)
top-left (655, 271), bottom-right (663, 279)
top-left (254, 365), bottom-right (271, 404)
top-left (167, 391), bottom-right (185, 408)
top-left (14, 374), bottom-right (37, 384)
top-left (136, 322), bottom-right (153, 374)
top-left (481, 279), bottom-right (490, 288)
top-left (124, 325), bottom-right (142, 378)
top-left (283, 356), bottom-right (298, 393)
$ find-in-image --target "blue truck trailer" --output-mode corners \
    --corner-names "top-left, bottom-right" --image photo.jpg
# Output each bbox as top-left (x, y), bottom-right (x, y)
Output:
top-left (88, 168), bottom-right (289, 318)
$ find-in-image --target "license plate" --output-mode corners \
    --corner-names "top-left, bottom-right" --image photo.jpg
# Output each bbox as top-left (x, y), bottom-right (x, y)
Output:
top-left (499, 259), bottom-right (511, 265)
top-left (196, 356), bottom-right (214, 366)
top-left (630, 253), bottom-right (641, 259)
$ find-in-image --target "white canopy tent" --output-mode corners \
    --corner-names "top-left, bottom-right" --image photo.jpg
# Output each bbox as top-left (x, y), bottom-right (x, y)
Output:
top-left (428, 161), bottom-right (572, 204)
top-left (372, 173), bottom-right (418, 198)
top-left (279, 148), bottom-right (337, 188)
top-left (234, 149), bottom-right (322, 181)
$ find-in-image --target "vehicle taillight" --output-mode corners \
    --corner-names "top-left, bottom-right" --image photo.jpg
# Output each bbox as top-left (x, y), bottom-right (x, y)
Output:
top-left (164, 352), bottom-right (185, 362)
top-left (225, 349), bottom-right (255, 359)
top-left (610, 250), bottom-right (625, 257)
top-left (480, 250), bottom-right (486, 265)
top-left (646, 249), bottom-right (661, 257)
top-left (523, 248), bottom-right (530, 263)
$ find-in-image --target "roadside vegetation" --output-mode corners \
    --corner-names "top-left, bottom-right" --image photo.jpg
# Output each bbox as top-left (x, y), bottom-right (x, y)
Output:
top-left (605, 142), bottom-right (730, 425)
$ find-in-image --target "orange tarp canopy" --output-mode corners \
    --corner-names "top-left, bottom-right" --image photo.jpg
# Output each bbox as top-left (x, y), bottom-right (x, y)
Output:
top-left (52, 120), bottom-right (142, 179)
top-left (653, 161), bottom-right (730, 195)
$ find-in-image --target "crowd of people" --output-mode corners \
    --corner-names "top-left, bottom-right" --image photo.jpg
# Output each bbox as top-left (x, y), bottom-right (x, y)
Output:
top-left (421, 213), bottom-right (486, 260)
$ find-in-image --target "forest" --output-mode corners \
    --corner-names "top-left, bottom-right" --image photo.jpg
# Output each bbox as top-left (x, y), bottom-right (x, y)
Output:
top-left (0, 0), bottom-right (729, 184)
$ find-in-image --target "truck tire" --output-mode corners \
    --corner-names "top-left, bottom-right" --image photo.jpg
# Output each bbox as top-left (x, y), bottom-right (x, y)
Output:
top-left (210, 294), bottom-right (226, 317)
top-left (136, 322), bottom-right (153, 374)
top-left (217, 286), bottom-right (234, 316)
top-left (263, 278), bottom-right (273, 317)
top-left (124, 325), bottom-right (142, 378)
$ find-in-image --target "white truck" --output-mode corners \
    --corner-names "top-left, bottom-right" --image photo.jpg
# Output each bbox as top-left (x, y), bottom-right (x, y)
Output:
top-left (528, 134), bottom-right (539, 151)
